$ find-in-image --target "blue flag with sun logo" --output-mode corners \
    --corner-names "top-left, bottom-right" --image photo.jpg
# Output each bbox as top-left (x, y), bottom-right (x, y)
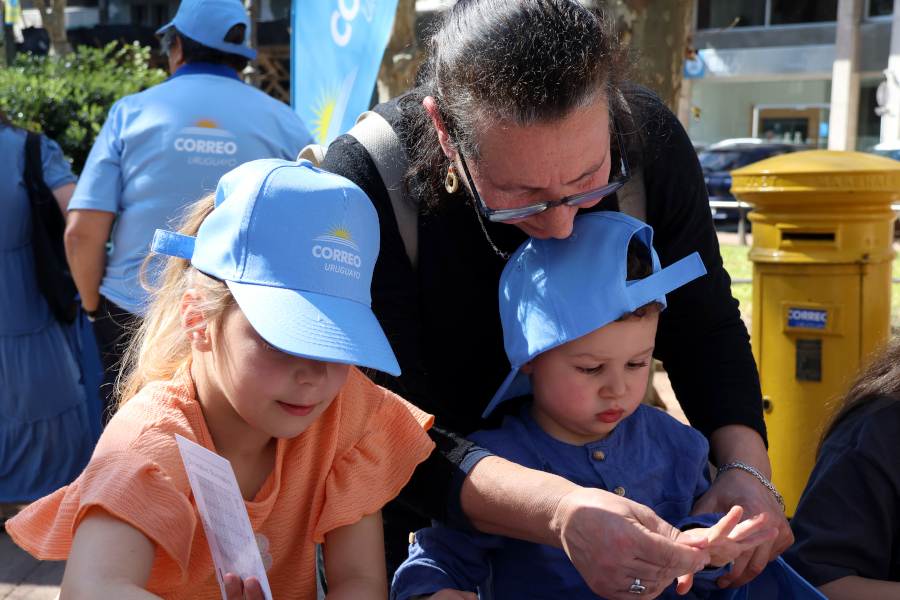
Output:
top-left (290, 0), bottom-right (398, 146)
top-left (5, 0), bottom-right (21, 25)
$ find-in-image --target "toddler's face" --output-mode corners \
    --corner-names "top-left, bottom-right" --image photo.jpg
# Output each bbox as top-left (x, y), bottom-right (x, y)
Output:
top-left (205, 304), bottom-right (351, 440)
top-left (523, 312), bottom-right (658, 445)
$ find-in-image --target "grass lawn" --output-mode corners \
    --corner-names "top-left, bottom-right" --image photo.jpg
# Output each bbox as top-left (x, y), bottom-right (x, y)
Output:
top-left (719, 244), bottom-right (900, 331)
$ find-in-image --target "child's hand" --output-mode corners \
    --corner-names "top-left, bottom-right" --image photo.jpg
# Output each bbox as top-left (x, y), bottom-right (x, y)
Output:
top-left (674, 506), bottom-right (778, 595)
top-left (224, 572), bottom-right (266, 600)
top-left (411, 590), bottom-right (479, 600)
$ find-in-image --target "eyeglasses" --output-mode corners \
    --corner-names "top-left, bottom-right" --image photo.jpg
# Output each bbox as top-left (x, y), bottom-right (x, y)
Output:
top-left (458, 116), bottom-right (630, 223)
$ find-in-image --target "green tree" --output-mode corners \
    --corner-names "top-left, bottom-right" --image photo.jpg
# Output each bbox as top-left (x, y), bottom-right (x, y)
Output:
top-left (0, 42), bottom-right (167, 174)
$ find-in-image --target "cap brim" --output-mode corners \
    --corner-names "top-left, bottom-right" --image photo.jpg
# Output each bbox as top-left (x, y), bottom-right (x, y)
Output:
top-left (227, 281), bottom-right (400, 376)
top-left (156, 20), bottom-right (175, 35)
top-left (483, 368), bottom-right (532, 418)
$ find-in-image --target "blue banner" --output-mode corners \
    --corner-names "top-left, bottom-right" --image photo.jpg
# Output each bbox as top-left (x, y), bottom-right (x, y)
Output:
top-left (291, 0), bottom-right (399, 145)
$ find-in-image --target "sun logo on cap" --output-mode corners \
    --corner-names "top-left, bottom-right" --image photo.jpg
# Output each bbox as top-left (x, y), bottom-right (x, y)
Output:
top-left (315, 223), bottom-right (360, 251)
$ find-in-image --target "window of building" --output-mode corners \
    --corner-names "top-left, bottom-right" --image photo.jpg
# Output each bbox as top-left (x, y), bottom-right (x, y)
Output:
top-left (697, 0), bottom-right (842, 29)
top-left (131, 4), bottom-right (169, 29)
top-left (19, 0), bottom-right (99, 7)
top-left (696, 0), bottom-right (766, 29)
top-left (770, 0), bottom-right (838, 25)
top-left (868, 0), bottom-right (893, 18)
top-left (857, 78), bottom-right (883, 152)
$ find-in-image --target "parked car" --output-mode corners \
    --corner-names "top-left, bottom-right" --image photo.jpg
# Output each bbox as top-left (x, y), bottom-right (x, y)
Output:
top-left (699, 139), bottom-right (809, 223)
top-left (870, 141), bottom-right (900, 161)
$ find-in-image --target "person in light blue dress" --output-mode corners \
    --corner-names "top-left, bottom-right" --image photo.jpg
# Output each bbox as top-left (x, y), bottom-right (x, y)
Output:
top-left (0, 110), bottom-right (95, 507)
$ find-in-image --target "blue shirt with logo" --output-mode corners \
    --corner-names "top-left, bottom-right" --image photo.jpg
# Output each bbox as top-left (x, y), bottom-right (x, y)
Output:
top-left (392, 404), bottom-right (736, 600)
top-left (69, 63), bottom-right (312, 315)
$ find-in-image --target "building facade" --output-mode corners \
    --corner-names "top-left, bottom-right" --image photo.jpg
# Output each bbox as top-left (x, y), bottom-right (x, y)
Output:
top-left (683, 0), bottom-right (896, 152)
top-left (15, 0), bottom-right (291, 32)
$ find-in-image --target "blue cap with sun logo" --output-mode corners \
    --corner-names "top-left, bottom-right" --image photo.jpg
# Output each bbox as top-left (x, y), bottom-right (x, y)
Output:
top-left (483, 212), bottom-right (708, 418)
top-left (150, 158), bottom-right (400, 376)
top-left (156, 0), bottom-right (257, 60)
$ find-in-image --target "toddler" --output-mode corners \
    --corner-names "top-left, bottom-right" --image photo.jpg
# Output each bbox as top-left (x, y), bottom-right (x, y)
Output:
top-left (8, 159), bottom-right (435, 599)
top-left (391, 212), bottom-right (777, 600)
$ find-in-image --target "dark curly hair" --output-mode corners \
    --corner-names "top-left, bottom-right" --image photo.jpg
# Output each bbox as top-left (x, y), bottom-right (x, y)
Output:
top-left (617, 238), bottom-right (663, 321)
top-left (162, 24), bottom-right (249, 72)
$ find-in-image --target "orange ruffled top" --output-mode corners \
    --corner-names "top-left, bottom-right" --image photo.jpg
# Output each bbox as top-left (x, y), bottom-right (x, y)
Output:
top-left (7, 366), bottom-right (434, 600)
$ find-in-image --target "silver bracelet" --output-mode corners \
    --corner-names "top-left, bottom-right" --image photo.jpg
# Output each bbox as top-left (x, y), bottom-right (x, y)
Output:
top-left (717, 462), bottom-right (786, 512)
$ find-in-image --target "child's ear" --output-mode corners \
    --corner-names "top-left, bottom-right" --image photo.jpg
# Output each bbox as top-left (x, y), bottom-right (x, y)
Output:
top-left (181, 290), bottom-right (212, 352)
top-left (520, 361), bottom-right (534, 375)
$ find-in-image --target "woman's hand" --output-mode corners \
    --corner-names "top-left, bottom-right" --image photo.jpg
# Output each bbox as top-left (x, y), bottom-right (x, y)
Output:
top-left (694, 426), bottom-right (794, 588)
top-left (674, 506), bottom-right (778, 595)
top-left (462, 456), bottom-right (711, 599)
top-left (553, 487), bottom-right (712, 599)
top-left (690, 507), bottom-right (778, 567)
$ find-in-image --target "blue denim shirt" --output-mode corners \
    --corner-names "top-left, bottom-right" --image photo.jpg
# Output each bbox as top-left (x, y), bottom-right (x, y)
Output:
top-left (392, 403), bottom-right (736, 600)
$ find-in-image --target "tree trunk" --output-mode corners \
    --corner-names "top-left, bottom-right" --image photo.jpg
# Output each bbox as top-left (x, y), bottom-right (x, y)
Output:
top-left (33, 0), bottom-right (72, 55)
top-left (376, 0), bottom-right (424, 104)
top-left (600, 0), bottom-right (694, 112)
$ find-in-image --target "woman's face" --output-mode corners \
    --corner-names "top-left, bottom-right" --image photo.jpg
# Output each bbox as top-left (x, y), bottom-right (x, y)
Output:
top-left (457, 99), bottom-right (613, 240)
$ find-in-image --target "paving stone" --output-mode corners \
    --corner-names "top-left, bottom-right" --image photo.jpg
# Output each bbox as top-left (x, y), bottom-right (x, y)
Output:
top-left (0, 530), bottom-right (63, 600)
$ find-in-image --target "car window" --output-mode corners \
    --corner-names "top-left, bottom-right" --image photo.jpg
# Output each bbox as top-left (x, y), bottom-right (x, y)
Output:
top-left (736, 153), bottom-right (762, 168)
top-left (874, 149), bottom-right (900, 161)
top-left (698, 151), bottom-right (742, 172)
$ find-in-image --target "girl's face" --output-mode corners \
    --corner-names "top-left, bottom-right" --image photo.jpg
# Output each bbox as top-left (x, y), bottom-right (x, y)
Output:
top-left (522, 313), bottom-right (658, 446)
top-left (198, 303), bottom-right (351, 441)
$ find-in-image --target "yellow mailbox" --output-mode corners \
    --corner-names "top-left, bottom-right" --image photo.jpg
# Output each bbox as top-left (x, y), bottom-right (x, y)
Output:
top-left (730, 150), bottom-right (900, 517)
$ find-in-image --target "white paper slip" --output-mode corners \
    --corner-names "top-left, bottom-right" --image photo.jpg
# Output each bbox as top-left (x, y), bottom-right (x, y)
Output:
top-left (175, 434), bottom-right (273, 600)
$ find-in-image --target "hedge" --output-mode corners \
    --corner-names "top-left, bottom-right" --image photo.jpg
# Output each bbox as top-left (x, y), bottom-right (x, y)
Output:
top-left (0, 42), bottom-right (167, 174)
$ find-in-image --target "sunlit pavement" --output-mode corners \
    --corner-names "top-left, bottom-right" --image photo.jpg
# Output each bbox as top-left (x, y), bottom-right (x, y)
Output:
top-left (0, 522), bottom-right (62, 600)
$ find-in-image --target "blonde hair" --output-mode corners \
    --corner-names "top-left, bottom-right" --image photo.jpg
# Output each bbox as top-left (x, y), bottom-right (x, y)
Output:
top-left (117, 193), bottom-right (235, 407)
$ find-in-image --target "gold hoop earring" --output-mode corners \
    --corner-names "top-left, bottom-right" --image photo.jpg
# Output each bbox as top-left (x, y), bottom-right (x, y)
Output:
top-left (445, 165), bottom-right (459, 194)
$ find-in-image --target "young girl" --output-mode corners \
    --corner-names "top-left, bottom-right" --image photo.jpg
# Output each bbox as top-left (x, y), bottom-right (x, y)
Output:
top-left (783, 339), bottom-right (900, 599)
top-left (7, 159), bottom-right (435, 600)
top-left (391, 213), bottom-right (780, 600)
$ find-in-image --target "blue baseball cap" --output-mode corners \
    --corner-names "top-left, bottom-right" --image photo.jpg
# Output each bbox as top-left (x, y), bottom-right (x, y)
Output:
top-left (156, 0), bottom-right (257, 61)
top-left (483, 212), bottom-right (707, 417)
top-left (151, 159), bottom-right (400, 376)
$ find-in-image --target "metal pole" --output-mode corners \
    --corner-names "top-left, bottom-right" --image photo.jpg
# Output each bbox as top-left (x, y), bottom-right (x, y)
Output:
top-left (738, 204), bottom-right (748, 246)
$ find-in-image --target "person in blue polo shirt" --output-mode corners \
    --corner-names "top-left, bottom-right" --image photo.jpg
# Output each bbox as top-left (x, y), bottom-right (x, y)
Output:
top-left (64, 0), bottom-right (312, 424)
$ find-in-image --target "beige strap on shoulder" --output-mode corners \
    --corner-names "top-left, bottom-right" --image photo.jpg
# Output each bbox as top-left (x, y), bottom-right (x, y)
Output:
top-left (349, 111), bottom-right (418, 270)
top-left (613, 92), bottom-right (647, 223)
top-left (617, 166), bottom-right (646, 222)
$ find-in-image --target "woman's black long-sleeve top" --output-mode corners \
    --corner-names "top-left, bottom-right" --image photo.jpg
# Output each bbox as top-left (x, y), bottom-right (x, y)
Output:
top-left (321, 85), bottom-right (765, 526)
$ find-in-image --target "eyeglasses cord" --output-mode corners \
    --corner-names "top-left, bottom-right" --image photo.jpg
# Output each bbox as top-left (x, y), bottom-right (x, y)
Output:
top-left (471, 198), bottom-right (511, 260)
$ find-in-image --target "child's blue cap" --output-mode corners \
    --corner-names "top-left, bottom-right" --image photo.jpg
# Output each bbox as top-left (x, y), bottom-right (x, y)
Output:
top-left (156, 0), bottom-right (257, 60)
top-left (151, 159), bottom-right (400, 376)
top-left (483, 212), bottom-right (707, 418)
